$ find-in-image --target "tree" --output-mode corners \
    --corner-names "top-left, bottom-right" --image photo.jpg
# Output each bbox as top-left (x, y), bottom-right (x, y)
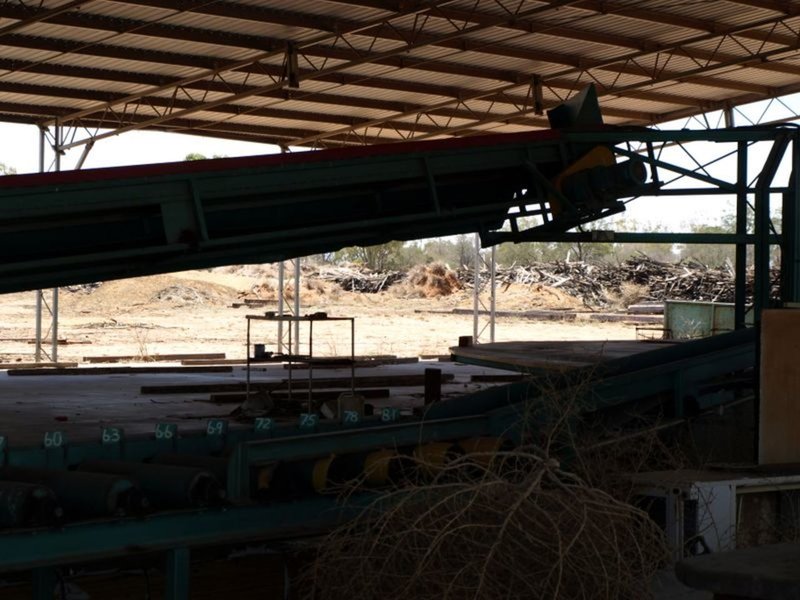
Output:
top-left (334, 241), bottom-right (406, 271)
top-left (0, 162), bottom-right (16, 175)
top-left (184, 153), bottom-right (228, 161)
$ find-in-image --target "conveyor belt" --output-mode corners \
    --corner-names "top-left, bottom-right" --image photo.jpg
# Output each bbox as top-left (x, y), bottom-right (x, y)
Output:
top-left (0, 87), bottom-right (639, 293)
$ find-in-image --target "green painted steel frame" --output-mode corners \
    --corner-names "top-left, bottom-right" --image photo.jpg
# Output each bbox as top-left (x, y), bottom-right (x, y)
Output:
top-left (484, 127), bottom-right (800, 328)
top-left (451, 328), bottom-right (756, 419)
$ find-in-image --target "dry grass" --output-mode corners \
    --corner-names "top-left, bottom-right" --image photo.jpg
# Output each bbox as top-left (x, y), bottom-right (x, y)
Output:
top-left (607, 281), bottom-right (650, 310)
top-left (301, 373), bottom-right (675, 600)
top-left (302, 449), bottom-right (667, 600)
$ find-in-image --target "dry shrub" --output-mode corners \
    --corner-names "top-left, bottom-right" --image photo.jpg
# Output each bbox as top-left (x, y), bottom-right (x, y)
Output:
top-left (249, 281), bottom-right (277, 300)
top-left (608, 281), bottom-right (650, 309)
top-left (303, 451), bottom-right (667, 600)
top-left (283, 278), bottom-right (332, 302)
top-left (301, 368), bottom-right (680, 600)
top-left (401, 262), bottom-right (462, 298)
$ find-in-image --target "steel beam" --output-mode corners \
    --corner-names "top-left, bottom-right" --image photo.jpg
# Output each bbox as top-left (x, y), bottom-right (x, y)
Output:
top-left (165, 548), bottom-right (190, 600)
top-left (0, 495), bottom-right (375, 573)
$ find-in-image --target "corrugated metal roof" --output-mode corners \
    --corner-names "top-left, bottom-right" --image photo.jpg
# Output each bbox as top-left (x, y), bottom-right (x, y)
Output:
top-left (0, 0), bottom-right (799, 148)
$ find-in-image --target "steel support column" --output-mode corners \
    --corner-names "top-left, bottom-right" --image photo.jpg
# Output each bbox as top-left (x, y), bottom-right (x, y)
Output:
top-left (277, 259), bottom-right (301, 355)
top-left (735, 140), bottom-right (748, 329)
top-left (165, 547), bottom-right (190, 600)
top-left (753, 135), bottom-right (790, 319)
top-left (472, 233), bottom-right (496, 344)
top-left (31, 567), bottom-right (56, 600)
top-left (781, 135), bottom-right (800, 303)
top-left (34, 126), bottom-right (60, 363)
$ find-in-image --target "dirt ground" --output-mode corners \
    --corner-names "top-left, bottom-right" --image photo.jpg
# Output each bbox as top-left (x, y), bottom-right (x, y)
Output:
top-left (0, 266), bottom-right (638, 364)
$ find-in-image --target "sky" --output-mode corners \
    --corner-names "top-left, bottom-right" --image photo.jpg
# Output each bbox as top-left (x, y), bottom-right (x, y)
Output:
top-left (0, 122), bottom-right (276, 173)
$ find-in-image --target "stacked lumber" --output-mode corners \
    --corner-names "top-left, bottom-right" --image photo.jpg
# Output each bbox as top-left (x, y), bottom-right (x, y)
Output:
top-left (315, 266), bottom-right (404, 293)
top-left (466, 255), bottom-right (778, 307)
top-left (272, 256), bottom-right (777, 308)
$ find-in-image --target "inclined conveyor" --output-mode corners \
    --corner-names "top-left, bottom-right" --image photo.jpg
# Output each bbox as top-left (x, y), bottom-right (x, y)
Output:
top-left (0, 86), bottom-right (641, 293)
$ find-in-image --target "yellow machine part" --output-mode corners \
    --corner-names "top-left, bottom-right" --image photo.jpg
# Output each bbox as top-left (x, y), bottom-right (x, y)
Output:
top-left (255, 465), bottom-right (275, 491)
top-left (311, 456), bottom-right (335, 493)
top-left (458, 437), bottom-right (514, 468)
top-left (363, 449), bottom-right (395, 487)
top-left (413, 442), bottom-right (463, 477)
top-left (549, 145), bottom-right (615, 217)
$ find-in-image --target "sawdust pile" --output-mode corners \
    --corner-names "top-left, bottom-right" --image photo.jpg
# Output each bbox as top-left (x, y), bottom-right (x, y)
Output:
top-left (152, 285), bottom-right (220, 305)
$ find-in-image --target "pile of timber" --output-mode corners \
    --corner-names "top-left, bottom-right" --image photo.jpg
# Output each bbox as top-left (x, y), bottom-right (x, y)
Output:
top-left (465, 256), bottom-right (779, 307)
top-left (283, 257), bottom-right (779, 307)
top-left (314, 266), bottom-right (405, 293)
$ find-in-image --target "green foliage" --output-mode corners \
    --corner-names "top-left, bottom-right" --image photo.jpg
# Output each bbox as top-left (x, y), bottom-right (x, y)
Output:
top-left (681, 222), bottom-right (734, 267)
top-left (320, 206), bottom-right (779, 271)
top-left (334, 241), bottom-right (406, 271)
top-left (606, 219), bottom-right (676, 264)
top-left (0, 162), bottom-right (16, 175)
top-left (421, 235), bottom-right (474, 269)
top-left (184, 153), bottom-right (228, 161)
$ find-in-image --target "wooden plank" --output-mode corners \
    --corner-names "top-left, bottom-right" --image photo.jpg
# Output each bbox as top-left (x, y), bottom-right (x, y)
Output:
top-left (419, 354), bottom-right (452, 361)
top-left (141, 373), bottom-right (454, 395)
top-left (586, 313), bottom-right (662, 324)
top-left (231, 299), bottom-right (272, 308)
top-left (84, 352), bottom-right (226, 364)
top-left (759, 309), bottom-right (800, 464)
top-left (470, 373), bottom-right (525, 382)
top-left (627, 303), bottom-right (665, 315)
top-left (450, 307), bottom-right (577, 321)
top-left (181, 358), bottom-right (248, 365)
top-left (450, 340), bottom-right (669, 371)
top-left (0, 362), bottom-right (79, 369)
top-left (207, 388), bottom-right (390, 403)
top-left (8, 365), bottom-right (233, 376)
top-left (281, 356), bottom-right (418, 369)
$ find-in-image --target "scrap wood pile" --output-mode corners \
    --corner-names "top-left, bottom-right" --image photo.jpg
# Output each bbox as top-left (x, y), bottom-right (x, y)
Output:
top-left (305, 255), bottom-right (778, 307)
top-left (312, 263), bottom-right (461, 297)
top-left (314, 265), bottom-right (405, 293)
top-left (467, 255), bottom-right (779, 307)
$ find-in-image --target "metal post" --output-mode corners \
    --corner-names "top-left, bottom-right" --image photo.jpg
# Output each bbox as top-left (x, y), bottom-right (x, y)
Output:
top-left (472, 234), bottom-right (496, 344)
top-left (723, 105), bottom-right (735, 129)
top-left (246, 317), bottom-right (251, 399)
top-left (754, 135), bottom-right (790, 320)
top-left (781, 133), bottom-right (800, 303)
top-left (51, 288), bottom-right (58, 363)
top-left (489, 244), bottom-right (496, 343)
top-left (293, 258), bottom-right (301, 355)
top-left (350, 318), bottom-right (355, 397)
top-left (165, 547), bottom-right (190, 600)
top-left (34, 291), bottom-right (42, 363)
top-left (31, 567), bottom-right (56, 600)
top-left (735, 140), bottom-right (747, 329)
top-left (50, 123), bottom-right (62, 364)
top-left (472, 233), bottom-right (480, 342)
top-left (35, 129), bottom-right (46, 363)
top-left (278, 262), bottom-right (285, 353)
